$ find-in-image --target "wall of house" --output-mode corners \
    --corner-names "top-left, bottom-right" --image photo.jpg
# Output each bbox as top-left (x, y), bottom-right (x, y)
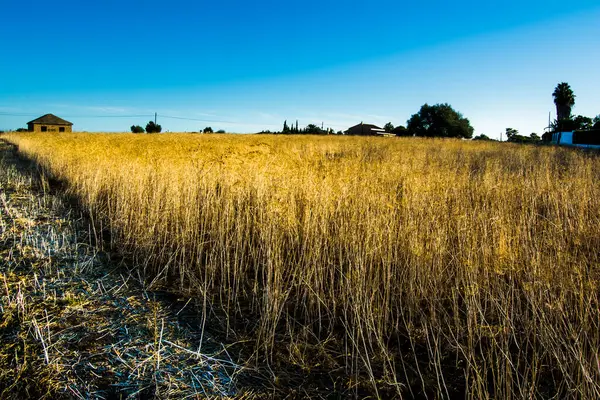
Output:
top-left (29, 124), bottom-right (72, 133)
top-left (552, 131), bottom-right (573, 145)
top-left (551, 131), bottom-right (600, 149)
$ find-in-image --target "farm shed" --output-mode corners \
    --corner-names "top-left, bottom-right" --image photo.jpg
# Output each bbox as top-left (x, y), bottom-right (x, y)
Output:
top-left (345, 123), bottom-right (386, 136)
top-left (27, 114), bottom-right (73, 133)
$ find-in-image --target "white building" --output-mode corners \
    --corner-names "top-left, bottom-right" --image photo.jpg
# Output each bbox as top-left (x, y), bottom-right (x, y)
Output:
top-left (551, 131), bottom-right (600, 149)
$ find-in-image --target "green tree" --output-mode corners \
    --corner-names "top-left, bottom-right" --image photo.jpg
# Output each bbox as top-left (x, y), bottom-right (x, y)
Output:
top-left (552, 82), bottom-right (576, 123)
top-left (572, 115), bottom-right (593, 130)
top-left (594, 115), bottom-right (600, 129)
top-left (384, 122), bottom-right (394, 132)
top-left (203, 126), bottom-right (213, 133)
top-left (146, 121), bottom-right (162, 133)
top-left (304, 124), bottom-right (322, 134)
top-left (393, 125), bottom-right (409, 136)
top-left (530, 133), bottom-right (541, 142)
top-left (130, 125), bottom-right (145, 133)
top-left (505, 128), bottom-right (540, 144)
top-left (550, 115), bottom-right (594, 132)
top-left (407, 103), bottom-right (474, 138)
top-left (505, 128), bottom-right (519, 140)
top-left (472, 134), bottom-right (493, 141)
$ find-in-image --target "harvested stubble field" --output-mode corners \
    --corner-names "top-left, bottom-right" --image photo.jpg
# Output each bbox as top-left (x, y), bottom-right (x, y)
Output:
top-left (3, 132), bottom-right (600, 398)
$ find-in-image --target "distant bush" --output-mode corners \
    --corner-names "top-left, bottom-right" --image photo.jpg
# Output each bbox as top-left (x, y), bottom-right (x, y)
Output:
top-left (16, 128), bottom-right (28, 132)
top-left (216, 129), bottom-right (226, 134)
top-left (393, 126), bottom-right (409, 136)
top-left (130, 125), bottom-right (145, 133)
top-left (304, 124), bottom-right (325, 134)
top-left (146, 121), bottom-right (162, 133)
top-left (203, 127), bottom-right (213, 133)
top-left (472, 134), bottom-right (494, 141)
top-left (505, 128), bottom-right (541, 144)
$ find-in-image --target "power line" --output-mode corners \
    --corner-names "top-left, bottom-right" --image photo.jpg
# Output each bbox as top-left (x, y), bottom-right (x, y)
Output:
top-left (0, 111), bottom-right (348, 130)
top-left (0, 112), bottom-right (43, 117)
top-left (159, 114), bottom-right (280, 127)
top-left (0, 112), bottom-right (152, 118)
top-left (160, 115), bottom-right (348, 129)
top-left (0, 111), bottom-right (272, 125)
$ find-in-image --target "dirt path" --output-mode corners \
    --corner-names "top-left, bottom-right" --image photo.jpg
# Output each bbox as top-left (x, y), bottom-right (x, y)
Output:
top-left (0, 141), bottom-right (247, 399)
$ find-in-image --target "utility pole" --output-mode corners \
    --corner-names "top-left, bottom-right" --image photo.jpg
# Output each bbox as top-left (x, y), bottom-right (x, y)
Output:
top-left (500, 131), bottom-right (503, 142)
top-left (155, 112), bottom-right (157, 124)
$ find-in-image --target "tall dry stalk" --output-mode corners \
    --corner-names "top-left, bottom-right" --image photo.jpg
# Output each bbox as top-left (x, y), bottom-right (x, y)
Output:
top-left (6, 132), bottom-right (600, 397)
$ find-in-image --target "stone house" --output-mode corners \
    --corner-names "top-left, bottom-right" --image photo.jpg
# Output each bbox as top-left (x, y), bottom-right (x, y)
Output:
top-left (27, 114), bottom-right (73, 133)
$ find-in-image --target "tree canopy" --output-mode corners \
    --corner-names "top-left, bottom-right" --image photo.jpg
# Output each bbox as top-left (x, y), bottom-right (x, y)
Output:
top-left (146, 121), bottom-right (162, 133)
top-left (572, 115), bottom-right (593, 130)
top-left (304, 124), bottom-right (323, 134)
top-left (552, 82), bottom-right (576, 122)
top-left (550, 115), bottom-right (594, 132)
top-left (393, 125), bottom-right (409, 136)
top-left (406, 103), bottom-right (473, 138)
top-left (593, 115), bottom-right (600, 130)
top-left (130, 125), bottom-right (145, 133)
top-left (472, 134), bottom-right (493, 141)
top-left (274, 120), bottom-right (332, 134)
top-left (505, 128), bottom-right (541, 144)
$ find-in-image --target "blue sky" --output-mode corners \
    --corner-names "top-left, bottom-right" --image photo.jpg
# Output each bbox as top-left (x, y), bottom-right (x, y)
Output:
top-left (1, 1), bottom-right (599, 138)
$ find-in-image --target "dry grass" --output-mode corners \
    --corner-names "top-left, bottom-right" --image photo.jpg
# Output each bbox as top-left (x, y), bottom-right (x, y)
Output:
top-left (0, 141), bottom-right (243, 399)
top-left (4, 132), bottom-right (600, 398)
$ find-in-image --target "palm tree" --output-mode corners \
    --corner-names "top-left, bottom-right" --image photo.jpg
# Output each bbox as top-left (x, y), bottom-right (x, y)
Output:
top-left (552, 82), bottom-right (576, 122)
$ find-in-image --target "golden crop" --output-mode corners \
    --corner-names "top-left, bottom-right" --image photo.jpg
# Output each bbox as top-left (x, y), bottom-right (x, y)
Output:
top-left (5, 132), bottom-right (600, 397)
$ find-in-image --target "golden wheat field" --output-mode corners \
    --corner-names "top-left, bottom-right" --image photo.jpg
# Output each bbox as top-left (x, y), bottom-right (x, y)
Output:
top-left (5, 132), bottom-right (600, 398)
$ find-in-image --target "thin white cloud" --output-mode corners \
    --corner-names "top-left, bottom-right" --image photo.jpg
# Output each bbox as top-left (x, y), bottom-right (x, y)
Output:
top-left (0, 106), bottom-right (23, 112)
top-left (84, 106), bottom-right (129, 114)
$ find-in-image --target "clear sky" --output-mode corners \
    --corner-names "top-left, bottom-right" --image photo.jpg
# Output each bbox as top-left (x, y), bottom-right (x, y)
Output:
top-left (1, 1), bottom-right (599, 138)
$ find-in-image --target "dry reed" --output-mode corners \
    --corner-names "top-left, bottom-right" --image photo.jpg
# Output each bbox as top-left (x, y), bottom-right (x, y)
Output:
top-left (5, 132), bottom-right (600, 398)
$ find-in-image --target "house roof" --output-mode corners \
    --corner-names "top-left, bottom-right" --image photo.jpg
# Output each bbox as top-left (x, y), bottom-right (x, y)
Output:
top-left (346, 123), bottom-right (382, 131)
top-left (27, 114), bottom-right (73, 126)
top-left (345, 123), bottom-right (384, 135)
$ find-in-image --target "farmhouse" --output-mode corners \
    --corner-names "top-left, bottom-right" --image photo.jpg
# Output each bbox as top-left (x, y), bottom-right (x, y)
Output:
top-left (345, 123), bottom-right (386, 136)
top-left (27, 114), bottom-right (73, 133)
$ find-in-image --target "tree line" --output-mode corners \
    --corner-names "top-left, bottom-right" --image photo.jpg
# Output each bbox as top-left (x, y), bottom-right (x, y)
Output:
top-left (126, 82), bottom-right (597, 141)
top-left (544, 82), bottom-right (600, 140)
top-left (388, 83), bottom-right (598, 143)
top-left (267, 104), bottom-right (475, 138)
top-left (257, 120), bottom-right (338, 135)
top-left (131, 121), bottom-right (162, 133)
top-left (130, 121), bottom-right (225, 134)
